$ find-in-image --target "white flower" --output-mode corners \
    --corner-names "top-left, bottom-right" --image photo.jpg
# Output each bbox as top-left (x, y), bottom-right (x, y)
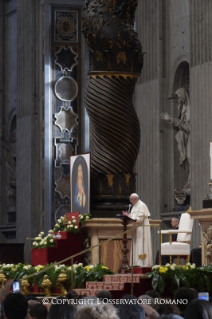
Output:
top-left (55, 224), bottom-right (59, 227)
top-left (72, 219), bottom-right (76, 224)
top-left (190, 264), bottom-right (196, 269)
top-left (40, 232), bottom-right (44, 235)
top-left (35, 243), bottom-right (38, 246)
top-left (152, 265), bottom-right (160, 270)
top-left (48, 230), bottom-right (54, 233)
top-left (38, 234), bottom-right (42, 237)
top-left (48, 234), bottom-right (52, 237)
top-left (79, 215), bottom-right (83, 219)
top-left (58, 219), bottom-right (62, 223)
top-left (165, 263), bottom-right (170, 267)
top-left (50, 239), bottom-right (54, 243)
top-left (68, 266), bottom-right (72, 271)
top-left (170, 265), bottom-right (176, 271)
top-left (89, 265), bottom-right (94, 269)
top-left (68, 221), bottom-right (71, 224)
top-left (78, 263), bottom-right (83, 267)
top-left (23, 265), bottom-right (31, 270)
top-left (74, 226), bottom-right (78, 229)
top-left (186, 262), bottom-right (191, 267)
top-left (86, 216), bottom-right (89, 219)
top-left (33, 242), bottom-right (36, 245)
top-left (60, 264), bottom-right (65, 269)
top-left (44, 241), bottom-right (47, 245)
top-left (60, 216), bottom-right (65, 220)
top-left (72, 216), bottom-right (75, 219)
top-left (70, 225), bottom-right (73, 228)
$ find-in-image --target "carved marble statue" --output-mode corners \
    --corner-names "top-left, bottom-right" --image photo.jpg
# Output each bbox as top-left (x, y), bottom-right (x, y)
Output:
top-left (0, 128), bottom-right (16, 211)
top-left (203, 226), bottom-right (212, 264)
top-left (161, 88), bottom-right (190, 204)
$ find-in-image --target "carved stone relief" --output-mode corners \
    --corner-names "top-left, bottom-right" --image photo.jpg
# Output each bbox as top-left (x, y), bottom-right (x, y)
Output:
top-left (55, 11), bottom-right (78, 42)
top-left (55, 174), bottom-right (70, 199)
top-left (161, 88), bottom-right (190, 205)
top-left (55, 107), bottom-right (78, 132)
top-left (59, 143), bottom-right (74, 163)
top-left (55, 47), bottom-right (78, 72)
top-left (203, 226), bottom-right (212, 264)
top-left (1, 114), bottom-right (16, 214)
top-left (52, 8), bottom-right (81, 225)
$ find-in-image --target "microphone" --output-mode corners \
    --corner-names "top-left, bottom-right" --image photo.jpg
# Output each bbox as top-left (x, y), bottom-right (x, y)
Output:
top-left (128, 204), bottom-right (132, 214)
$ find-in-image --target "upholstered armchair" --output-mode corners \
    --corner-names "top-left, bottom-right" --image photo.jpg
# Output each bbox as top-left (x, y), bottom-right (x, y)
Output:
top-left (160, 213), bottom-right (194, 265)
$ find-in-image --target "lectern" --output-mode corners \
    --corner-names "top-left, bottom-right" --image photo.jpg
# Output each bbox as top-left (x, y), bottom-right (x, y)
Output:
top-left (116, 214), bottom-right (135, 273)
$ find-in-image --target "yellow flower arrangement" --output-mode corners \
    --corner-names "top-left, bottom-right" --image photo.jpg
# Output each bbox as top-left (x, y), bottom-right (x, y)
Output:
top-left (159, 267), bottom-right (168, 273)
top-left (36, 266), bottom-right (44, 272)
top-left (101, 266), bottom-right (109, 270)
top-left (146, 262), bottom-right (212, 294)
top-left (84, 265), bottom-right (91, 271)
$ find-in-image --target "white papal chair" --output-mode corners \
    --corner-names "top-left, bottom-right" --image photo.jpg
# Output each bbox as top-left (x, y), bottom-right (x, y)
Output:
top-left (160, 212), bottom-right (194, 266)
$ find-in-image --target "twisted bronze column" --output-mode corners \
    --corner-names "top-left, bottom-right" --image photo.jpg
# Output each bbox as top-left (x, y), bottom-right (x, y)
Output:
top-left (82, 0), bottom-right (143, 216)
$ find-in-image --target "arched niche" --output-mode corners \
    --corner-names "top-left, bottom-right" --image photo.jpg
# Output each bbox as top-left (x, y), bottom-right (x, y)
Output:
top-left (172, 61), bottom-right (190, 208)
top-left (173, 61), bottom-right (189, 95)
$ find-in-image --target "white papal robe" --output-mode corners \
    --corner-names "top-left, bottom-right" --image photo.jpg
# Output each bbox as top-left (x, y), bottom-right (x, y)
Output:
top-left (130, 200), bottom-right (153, 266)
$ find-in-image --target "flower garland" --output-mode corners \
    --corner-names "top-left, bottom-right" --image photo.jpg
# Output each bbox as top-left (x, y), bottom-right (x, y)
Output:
top-left (0, 263), bottom-right (113, 289)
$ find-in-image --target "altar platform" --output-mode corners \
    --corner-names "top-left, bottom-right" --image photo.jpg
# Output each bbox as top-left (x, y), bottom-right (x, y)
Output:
top-left (83, 218), bottom-right (161, 273)
top-left (74, 273), bottom-right (152, 298)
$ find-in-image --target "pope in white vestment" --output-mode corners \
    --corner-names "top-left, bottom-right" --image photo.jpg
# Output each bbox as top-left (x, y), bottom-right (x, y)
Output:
top-left (130, 199), bottom-right (153, 266)
top-left (123, 193), bottom-right (153, 267)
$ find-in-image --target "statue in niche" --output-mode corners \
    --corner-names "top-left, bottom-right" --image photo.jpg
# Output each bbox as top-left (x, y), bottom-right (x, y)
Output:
top-left (161, 88), bottom-right (190, 204)
top-left (0, 127), bottom-right (16, 211)
top-left (203, 226), bottom-right (212, 264)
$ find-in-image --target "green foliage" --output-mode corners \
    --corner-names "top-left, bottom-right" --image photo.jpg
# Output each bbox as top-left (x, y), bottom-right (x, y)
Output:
top-left (146, 263), bottom-right (212, 293)
top-left (31, 232), bottom-right (56, 249)
top-left (32, 214), bottom-right (92, 251)
top-left (0, 262), bottom-right (113, 290)
top-left (79, 213), bottom-right (92, 226)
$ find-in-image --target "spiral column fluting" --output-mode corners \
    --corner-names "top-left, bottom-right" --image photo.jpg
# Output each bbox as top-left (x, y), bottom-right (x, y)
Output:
top-left (85, 73), bottom-right (140, 174)
top-left (82, 0), bottom-right (143, 216)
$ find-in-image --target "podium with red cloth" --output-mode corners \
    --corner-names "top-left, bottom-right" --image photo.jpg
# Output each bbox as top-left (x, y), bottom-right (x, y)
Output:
top-left (31, 212), bottom-right (81, 266)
